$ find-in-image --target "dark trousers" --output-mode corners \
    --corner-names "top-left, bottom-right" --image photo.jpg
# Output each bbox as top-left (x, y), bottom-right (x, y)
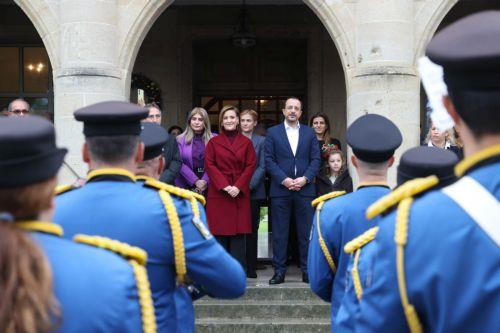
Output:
top-left (270, 193), bottom-right (314, 275)
top-left (245, 199), bottom-right (261, 274)
top-left (216, 235), bottom-right (246, 270)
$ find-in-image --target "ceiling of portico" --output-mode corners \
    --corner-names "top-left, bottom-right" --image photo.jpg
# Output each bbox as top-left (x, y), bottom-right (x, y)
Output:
top-left (173, 0), bottom-right (303, 5)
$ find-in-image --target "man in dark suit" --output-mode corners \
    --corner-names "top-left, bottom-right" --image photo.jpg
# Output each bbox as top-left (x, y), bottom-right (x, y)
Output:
top-left (265, 97), bottom-right (321, 284)
top-left (143, 103), bottom-right (182, 184)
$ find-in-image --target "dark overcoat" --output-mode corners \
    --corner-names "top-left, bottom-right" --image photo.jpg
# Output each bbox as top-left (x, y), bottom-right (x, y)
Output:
top-left (205, 131), bottom-right (256, 235)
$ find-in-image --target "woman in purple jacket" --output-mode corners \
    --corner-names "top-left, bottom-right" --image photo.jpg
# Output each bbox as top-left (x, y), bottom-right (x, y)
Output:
top-left (175, 107), bottom-right (215, 195)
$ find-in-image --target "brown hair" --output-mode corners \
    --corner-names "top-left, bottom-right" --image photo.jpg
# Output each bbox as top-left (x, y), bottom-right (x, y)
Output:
top-left (241, 109), bottom-right (258, 122)
top-left (0, 177), bottom-right (59, 333)
top-left (310, 112), bottom-right (332, 145)
top-left (323, 148), bottom-right (346, 177)
top-left (219, 105), bottom-right (240, 130)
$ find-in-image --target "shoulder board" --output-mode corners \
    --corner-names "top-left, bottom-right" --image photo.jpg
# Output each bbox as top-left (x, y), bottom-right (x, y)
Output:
top-left (55, 184), bottom-right (77, 195)
top-left (73, 234), bottom-right (147, 265)
top-left (143, 179), bottom-right (206, 206)
top-left (366, 175), bottom-right (439, 220)
top-left (344, 227), bottom-right (379, 254)
top-left (311, 191), bottom-right (346, 208)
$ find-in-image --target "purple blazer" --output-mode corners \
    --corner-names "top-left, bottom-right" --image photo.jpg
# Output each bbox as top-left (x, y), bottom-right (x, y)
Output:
top-left (174, 134), bottom-right (212, 189)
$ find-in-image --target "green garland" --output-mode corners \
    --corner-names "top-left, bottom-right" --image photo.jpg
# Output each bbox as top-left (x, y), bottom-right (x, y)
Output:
top-left (131, 73), bottom-right (163, 108)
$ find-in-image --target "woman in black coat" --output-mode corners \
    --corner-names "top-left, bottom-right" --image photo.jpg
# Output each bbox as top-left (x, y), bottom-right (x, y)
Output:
top-left (316, 148), bottom-right (353, 196)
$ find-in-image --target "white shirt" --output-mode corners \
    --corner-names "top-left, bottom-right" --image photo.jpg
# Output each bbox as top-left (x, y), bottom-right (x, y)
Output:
top-left (427, 140), bottom-right (451, 149)
top-left (284, 121), bottom-right (300, 156)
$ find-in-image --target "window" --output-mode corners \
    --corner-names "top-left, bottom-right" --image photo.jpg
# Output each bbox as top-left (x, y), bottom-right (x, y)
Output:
top-left (0, 46), bottom-right (52, 120)
top-left (198, 95), bottom-right (305, 132)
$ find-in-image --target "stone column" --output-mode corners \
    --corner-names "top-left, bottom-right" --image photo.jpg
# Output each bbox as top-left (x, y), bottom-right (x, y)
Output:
top-left (347, 0), bottom-right (419, 186)
top-left (54, 0), bottom-right (125, 183)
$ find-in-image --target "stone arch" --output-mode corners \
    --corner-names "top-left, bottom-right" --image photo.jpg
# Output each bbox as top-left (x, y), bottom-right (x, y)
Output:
top-left (118, 0), bottom-right (355, 95)
top-left (13, 0), bottom-right (59, 69)
top-left (414, 0), bottom-right (459, 63)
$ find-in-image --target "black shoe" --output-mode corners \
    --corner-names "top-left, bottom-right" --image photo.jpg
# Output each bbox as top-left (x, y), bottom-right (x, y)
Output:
top-left (302, 272), bottom-right (309, 283)
top-left (269, 273), bottom-right (285, 285)
top-left (247, 271), bottom-right (257, 279)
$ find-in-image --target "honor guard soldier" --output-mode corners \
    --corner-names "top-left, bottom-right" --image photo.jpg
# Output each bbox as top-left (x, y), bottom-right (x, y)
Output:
top-left (355, 11), bottom-right (500, 333)
top-left (308, 113), bottom-right (402, 325)
top-left (0, 116), bottom-right (154, 333)
top-left (137, 122), bottom-right (206, 333)
top-left (334, 146), bottom-right (458, 332)
top-left (54, 101), bottom-right (246, 333)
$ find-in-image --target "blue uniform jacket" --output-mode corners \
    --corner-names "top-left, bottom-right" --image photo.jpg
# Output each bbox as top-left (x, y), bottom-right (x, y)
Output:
top-left (54, 173), bottom-right (247, 333)
top-left (334, 238), bottom-right (377, 332)
top-left (265, 123), bottom-right (320, 197)
top-left (33, 230), bottom-right (143, 332)
top-left (308, 185), bottom-right (391, 323)
top-left (356, 158), bottom-right (500, 332)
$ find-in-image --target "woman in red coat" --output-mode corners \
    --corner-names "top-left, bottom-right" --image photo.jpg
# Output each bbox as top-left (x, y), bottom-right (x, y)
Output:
top-left (205, 105), bottom-right (256, 269)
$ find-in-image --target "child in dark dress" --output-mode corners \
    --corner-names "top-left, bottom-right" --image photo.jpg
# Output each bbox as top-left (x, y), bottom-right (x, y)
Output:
top-left (315, 148), bottom-right (353, 197)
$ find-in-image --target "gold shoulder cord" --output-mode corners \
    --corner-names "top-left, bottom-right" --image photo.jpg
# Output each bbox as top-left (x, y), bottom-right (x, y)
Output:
top-left (366, 176), bottom-right (439, 220)
top-left (311, 191), bottom-right (346, 208)
top-left (311, 191), bottom-right (346, 273)
top-left (144, 178), bottom-right (206, 206)
top-left (73, 235), bottom-right (156, 333)
top-left (16, 221), bottom-right (63, 236)
top-left (394, 198), bottom-right (423, 333)
top-left (55, 184), bottom-right (75, 195)
top-left (352, 249), bottom-right (363, 300)
top-left (157, 190), bottom-right (187, 285)
top-left (344, 227), bottom-right (379, 301)
top-left (315, 201), bottom-right (337, 273)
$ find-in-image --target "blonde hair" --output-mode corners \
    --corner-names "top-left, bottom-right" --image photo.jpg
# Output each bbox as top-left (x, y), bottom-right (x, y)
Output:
top-left (219, 105), bottom-right (240, 130)
top-left (178, 107), bottom-right (213, 145)
top-left (424, 121), bottom-right (456, 145)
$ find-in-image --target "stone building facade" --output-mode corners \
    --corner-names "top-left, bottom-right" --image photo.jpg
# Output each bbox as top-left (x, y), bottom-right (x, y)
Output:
top-left (6, 0), bottom-right (499, 184)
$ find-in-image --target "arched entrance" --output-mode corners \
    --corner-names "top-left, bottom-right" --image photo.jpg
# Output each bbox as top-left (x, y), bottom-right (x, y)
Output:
top-left (417, 0), bottom-right (500, 143)
top-left (127, 0), bottom-right (349, 273)
top-left (127, 0), bottom-right (349, 143)
top-left (0, 1), bottom-right (56, 119)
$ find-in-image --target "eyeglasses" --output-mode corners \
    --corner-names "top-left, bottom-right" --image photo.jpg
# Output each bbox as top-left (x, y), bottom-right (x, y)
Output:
top-left (11, 109), bottom-right (29, 115)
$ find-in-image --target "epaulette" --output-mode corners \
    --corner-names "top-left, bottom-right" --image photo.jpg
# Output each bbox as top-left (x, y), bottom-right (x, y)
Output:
top-left (73, 235), bottom-right (157, 333)
top-left (73, 234), bottom-right (147, 265)
top-left (366, 176), bottom-right (439, 220)
top-left (344, 227), bottom-right (379, 254)
top-left (311, 191), bottom-right (346, 208)
top-left (143, 178), bottom-right (206, 206)
top-left (55, 184), bottom-right (78, 195)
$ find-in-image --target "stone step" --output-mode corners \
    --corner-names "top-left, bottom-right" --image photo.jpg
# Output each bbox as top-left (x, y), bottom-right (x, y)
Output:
top-left (197, 285), bottom-right (322, 302)
top-left (196, 318), bottom-right (330, 333)
top-left (194, 300), bottom-right (330, 319)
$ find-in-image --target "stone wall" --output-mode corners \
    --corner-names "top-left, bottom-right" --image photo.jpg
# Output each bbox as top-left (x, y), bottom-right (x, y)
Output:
top-left (13, 0), bottom-right (476, 185)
